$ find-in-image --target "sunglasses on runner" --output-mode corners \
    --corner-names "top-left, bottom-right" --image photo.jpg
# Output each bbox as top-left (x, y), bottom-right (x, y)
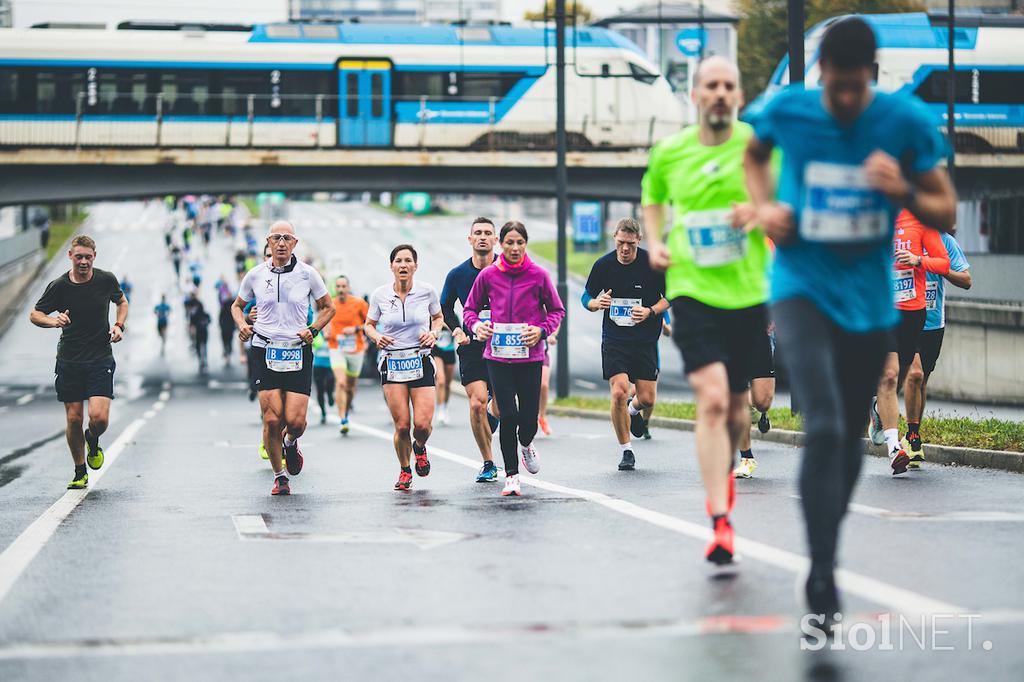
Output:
top-left (268, 234), bottom-right (297, 243)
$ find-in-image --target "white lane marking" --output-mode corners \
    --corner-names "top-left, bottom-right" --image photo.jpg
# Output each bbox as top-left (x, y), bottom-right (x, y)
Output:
top-left (350, 422), bottom-right (964, 618)
top-left (231, 514), bottom-right (467, 550)
top-left (573, 379), bottom-right (599, 390)
top-left (159, 390), bottom-right (171, 401)
top-left (0, 391), bottom-right (170, 607)
top-left (15, 394), bottom-right (33, 406)
top-left (14, 609), bottom-right (1020, 660)
top-left (797, 496), bottom-right (1024, 522)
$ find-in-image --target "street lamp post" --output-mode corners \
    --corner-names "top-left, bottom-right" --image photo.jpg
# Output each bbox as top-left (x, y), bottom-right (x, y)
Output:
top-left (788, 0), bottom-right (804, 85)
top-left (555, 0), bottom-right (570, 399)
top-left (947, 0), bottom-right (956, 182)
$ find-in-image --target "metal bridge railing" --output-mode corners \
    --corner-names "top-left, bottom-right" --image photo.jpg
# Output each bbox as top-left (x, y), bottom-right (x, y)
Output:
top-left (0, 92), bottom-right (682, 151)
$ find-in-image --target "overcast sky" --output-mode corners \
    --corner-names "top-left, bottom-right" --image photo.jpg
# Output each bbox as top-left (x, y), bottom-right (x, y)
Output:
top-left (10, 0), bottom-right (735, 27)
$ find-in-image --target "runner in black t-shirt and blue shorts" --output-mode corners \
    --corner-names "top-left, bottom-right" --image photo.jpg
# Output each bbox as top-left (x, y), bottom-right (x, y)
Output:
top-left (31, 235), bottom-right (128, 490)
top-left (583, 218), bottom-right (669, 471)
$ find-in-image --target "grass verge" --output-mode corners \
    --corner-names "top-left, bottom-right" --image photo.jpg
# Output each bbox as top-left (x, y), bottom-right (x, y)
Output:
top-left (46, 209), bottom-right (87, 261)
top-left (553, 396), bottom-right (1024, 452)
top-left (531, 240), bottom-right (605, 279)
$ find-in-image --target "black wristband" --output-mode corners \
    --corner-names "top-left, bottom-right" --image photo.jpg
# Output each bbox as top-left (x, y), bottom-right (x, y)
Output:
top-left (308, 326), bottom-right (320, 338)
top-left (540, 328), bottom-right (549, 340)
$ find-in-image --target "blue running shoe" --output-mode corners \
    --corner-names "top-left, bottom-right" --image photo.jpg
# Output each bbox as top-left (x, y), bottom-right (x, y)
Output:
top-left (476, 460), bottom-right (498, 482)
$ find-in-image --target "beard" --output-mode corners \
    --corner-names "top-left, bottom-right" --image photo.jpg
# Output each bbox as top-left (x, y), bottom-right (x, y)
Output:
top-left (706, 111), bottom-right (732, 130)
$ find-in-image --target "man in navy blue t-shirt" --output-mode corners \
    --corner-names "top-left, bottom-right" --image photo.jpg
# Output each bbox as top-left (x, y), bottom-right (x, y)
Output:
top-left (583, 218), bottom-right (668, 471)
top-left (441, 217), bottom-right (499, 483)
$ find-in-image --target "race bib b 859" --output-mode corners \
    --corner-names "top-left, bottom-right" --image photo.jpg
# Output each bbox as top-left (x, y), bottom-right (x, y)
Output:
top-left (491, 323), bottom-right (528, 359)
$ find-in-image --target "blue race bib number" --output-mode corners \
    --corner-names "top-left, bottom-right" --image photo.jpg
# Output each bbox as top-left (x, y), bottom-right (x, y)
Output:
top-left (266, 343), bottom-right (303, 372)
top-left (892, 268), bottom-right (916, 303)
top-left (385, 349), bottom-right (424, 382)
top-left (683, 209), bottom-right (746, 267)
top-left (491, 323), bottom-right (528, 359)
top-left (609, 298), bottom-right (641, 327)
top-left (925, 280), bottom-right (938, 311)
top-left (801, 162), bottom-right (888, 242)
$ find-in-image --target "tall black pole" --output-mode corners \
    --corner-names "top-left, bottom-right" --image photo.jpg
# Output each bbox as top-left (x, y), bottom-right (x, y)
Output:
top-left (555, 0), bottom-right (570, 399)
top-left (788, 0), bottom-right (804, 85)
top-left (947, 0), bottom-right (956, 182)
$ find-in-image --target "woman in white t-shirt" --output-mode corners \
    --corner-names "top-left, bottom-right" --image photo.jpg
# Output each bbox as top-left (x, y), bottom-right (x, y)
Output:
top-left (364, 244), bottom-right (444, 492)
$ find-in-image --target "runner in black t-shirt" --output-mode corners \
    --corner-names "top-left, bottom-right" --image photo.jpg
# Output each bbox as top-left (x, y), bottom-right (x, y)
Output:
top-left (583, 218), bottom-right (668, 471)
top-left (30, 235), bottom-right (128, 490)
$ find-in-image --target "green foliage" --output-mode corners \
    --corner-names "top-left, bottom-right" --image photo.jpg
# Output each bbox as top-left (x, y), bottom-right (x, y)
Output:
top-left (524, 0), bottom-right (594, 23)
top-left (734, 0), bottom-right (925, 103)
top-left (46, 208), bottom-right (87, 261)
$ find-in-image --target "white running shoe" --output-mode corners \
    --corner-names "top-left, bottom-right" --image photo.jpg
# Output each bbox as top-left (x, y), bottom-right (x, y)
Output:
top-left (868, 397), bottom-right (885, 446)
top-left (733, 457), bottom-right (758, 479)
top-left (439, 406), bottom-right (450, 425)
top-left (501, 473), bottom-right (522, 496)
top-left (520, 443), bottom-right (540, 474)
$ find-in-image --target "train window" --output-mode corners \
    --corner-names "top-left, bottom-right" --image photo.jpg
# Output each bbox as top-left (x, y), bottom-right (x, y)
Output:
top-left (96, 73), bottom-right (118, 114)
top-left (0, 69), bottom-right (18, 112)
top-left (979, 71), bottom-right (1024, 105)
top-left (628, 62), bottom-right (658, 85)
top-left (370, 73), bottom-right (383, 117)
top-left (914, 70), bottom-right (974, 104)
top-left (279, 71), bottom-right (332, 117)
top-left (395, 72), bottom-right (445, 101)
top-left (35, 72), bottom-right (57, 114)
top-left (222, 72), bottom-right (268, 116)
top-left (396, 71), bottom-right (524, 101)
top-left (303, 24), bottom-right (338, 39)
top-left (346, 73), bottom-right (359, 116)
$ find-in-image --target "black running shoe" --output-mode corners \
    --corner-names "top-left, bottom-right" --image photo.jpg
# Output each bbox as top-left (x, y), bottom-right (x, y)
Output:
top-left (758, 412), bottom-right (771, 434)
top-left (618, 449), bottom-right (635, 471)
top-left (284, 440), bottom-right (304, 476)
top-left (629, 410), bottom-right (647, 439)
top-left (642, 423), bottom-right (652, 440)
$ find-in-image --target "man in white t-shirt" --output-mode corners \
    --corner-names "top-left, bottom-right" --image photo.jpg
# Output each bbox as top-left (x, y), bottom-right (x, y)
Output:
top-left (231, 221), bottom-right (335, 496)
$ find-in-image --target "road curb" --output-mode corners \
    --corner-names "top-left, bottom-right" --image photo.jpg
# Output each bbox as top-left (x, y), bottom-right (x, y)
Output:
top-left (548, 406), bottom-right (1024, 474)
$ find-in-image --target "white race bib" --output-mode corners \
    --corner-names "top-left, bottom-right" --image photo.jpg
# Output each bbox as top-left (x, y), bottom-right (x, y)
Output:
top-left (684, 209), bottom-right (746, 267)
top-left (609, 298), bottom-right (642, 327)
top-left (801, 162), bottom-right (889, 242)
top-left (337, 333), bottom-right (357, 353)
top-left (265, 340), bottom-right (304, 373)
top-left (491, 323), bottom-right (528, 359)
top-left (385, 349), bottom-right (424, 382)
top-left (925, 280), bottom-right (938, 311)
top-left (892, 268), bottom-right (916, 303)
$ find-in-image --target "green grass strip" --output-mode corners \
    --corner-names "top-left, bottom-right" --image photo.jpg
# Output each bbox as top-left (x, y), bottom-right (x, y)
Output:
top-left (45, 210), bottom-right (87, 261)
top-left (530, 240), bottom-right (605, 279)
top-left (554, 396), bottom-right (1024, 453)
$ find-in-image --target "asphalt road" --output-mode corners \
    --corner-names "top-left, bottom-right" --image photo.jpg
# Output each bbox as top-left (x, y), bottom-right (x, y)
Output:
top-left (0, 200), bottom-right (1022, 681)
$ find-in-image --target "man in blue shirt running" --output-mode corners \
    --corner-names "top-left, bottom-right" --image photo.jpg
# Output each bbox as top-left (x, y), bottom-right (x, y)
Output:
top-left (744, 17), bottom-right (956, 628)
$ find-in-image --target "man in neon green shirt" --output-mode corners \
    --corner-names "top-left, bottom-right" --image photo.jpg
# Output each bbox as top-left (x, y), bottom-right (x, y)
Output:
top-left (642, 56), bottom-right (772, 568)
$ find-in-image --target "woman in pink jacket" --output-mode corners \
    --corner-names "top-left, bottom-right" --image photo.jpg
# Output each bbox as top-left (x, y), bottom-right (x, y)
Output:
top-left (464, 221), bottom-right (565, 496)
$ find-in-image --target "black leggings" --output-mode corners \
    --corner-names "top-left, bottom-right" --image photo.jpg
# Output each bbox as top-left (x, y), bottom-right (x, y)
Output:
top-left (772, 298), bottom-right (888, 576)
top-left (487, 360), bottom-right (543, 476)
top-left (313, 366), bottom-right (335, 417)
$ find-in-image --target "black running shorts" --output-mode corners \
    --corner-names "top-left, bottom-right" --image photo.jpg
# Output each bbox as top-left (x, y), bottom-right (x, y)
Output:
top-left (916, 327), bottom-right (945, 378)
top-left (602, 339), bottom-right (659, 382)
top-left (54, 357), bottom-right (115, 403)
top-left (671, 297), bottom-right (769, 394)
top-left (248, 344), bottom-right (314, 396)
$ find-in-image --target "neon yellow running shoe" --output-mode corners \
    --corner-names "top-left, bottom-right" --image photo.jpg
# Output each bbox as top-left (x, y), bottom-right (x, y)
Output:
top-left (67, 472), bottom-right (89, 490)
top-left (85, 432), bottom-right (104, 470)
top-left (259, 442), bottom-right (269, 460)
top-left (733, 457), bottom-right (758, 479)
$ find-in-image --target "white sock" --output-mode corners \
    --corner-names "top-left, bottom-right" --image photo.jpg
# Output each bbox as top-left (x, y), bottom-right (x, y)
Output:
top-left (884, 429), bottom-right (900, 453)
top-left (274, 468), bottom-right (286, 478)
top-left (621, 441), bottom-right (632, 453)
top-left (628, 401), bottom-right (641, 416)
top-left (283, 434), bottom-right (296, 447)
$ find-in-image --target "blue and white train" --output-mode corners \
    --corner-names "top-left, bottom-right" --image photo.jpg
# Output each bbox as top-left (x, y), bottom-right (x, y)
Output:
top-left (761, 12), bottom-right (1024, 152)
top-left (0, 22), bottom-right (684, 149)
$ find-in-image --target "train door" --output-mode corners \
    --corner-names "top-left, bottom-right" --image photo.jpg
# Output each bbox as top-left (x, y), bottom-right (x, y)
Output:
top-left (337, 59), bottom-right (392, 146)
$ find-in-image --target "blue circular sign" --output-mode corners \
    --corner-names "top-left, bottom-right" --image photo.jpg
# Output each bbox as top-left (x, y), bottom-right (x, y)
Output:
top-left (676, 28), bottom-right (707, 57)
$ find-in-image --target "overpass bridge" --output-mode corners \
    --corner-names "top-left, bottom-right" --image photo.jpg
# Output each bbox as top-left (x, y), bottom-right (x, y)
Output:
top-left (2, 146), bottom-right (1022, 207)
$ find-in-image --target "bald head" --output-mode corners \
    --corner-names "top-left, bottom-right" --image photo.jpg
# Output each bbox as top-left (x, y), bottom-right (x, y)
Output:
top-left (267, 220), bottom-right (296, 237)
top-left (693, 56), bottom-right (740, 89)
top-left (692, 56), bottom-right (742, 132)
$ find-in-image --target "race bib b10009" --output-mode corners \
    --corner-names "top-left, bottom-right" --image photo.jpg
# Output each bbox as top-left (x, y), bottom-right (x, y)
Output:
top-left (385, 349), bottom-right (424, 382)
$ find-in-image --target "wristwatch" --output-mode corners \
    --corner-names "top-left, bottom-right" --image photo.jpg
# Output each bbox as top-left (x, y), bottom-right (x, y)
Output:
top-left (307, 325), bottom-right (320, 338)
top-left (114, 322), bottom-right (125, 333)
